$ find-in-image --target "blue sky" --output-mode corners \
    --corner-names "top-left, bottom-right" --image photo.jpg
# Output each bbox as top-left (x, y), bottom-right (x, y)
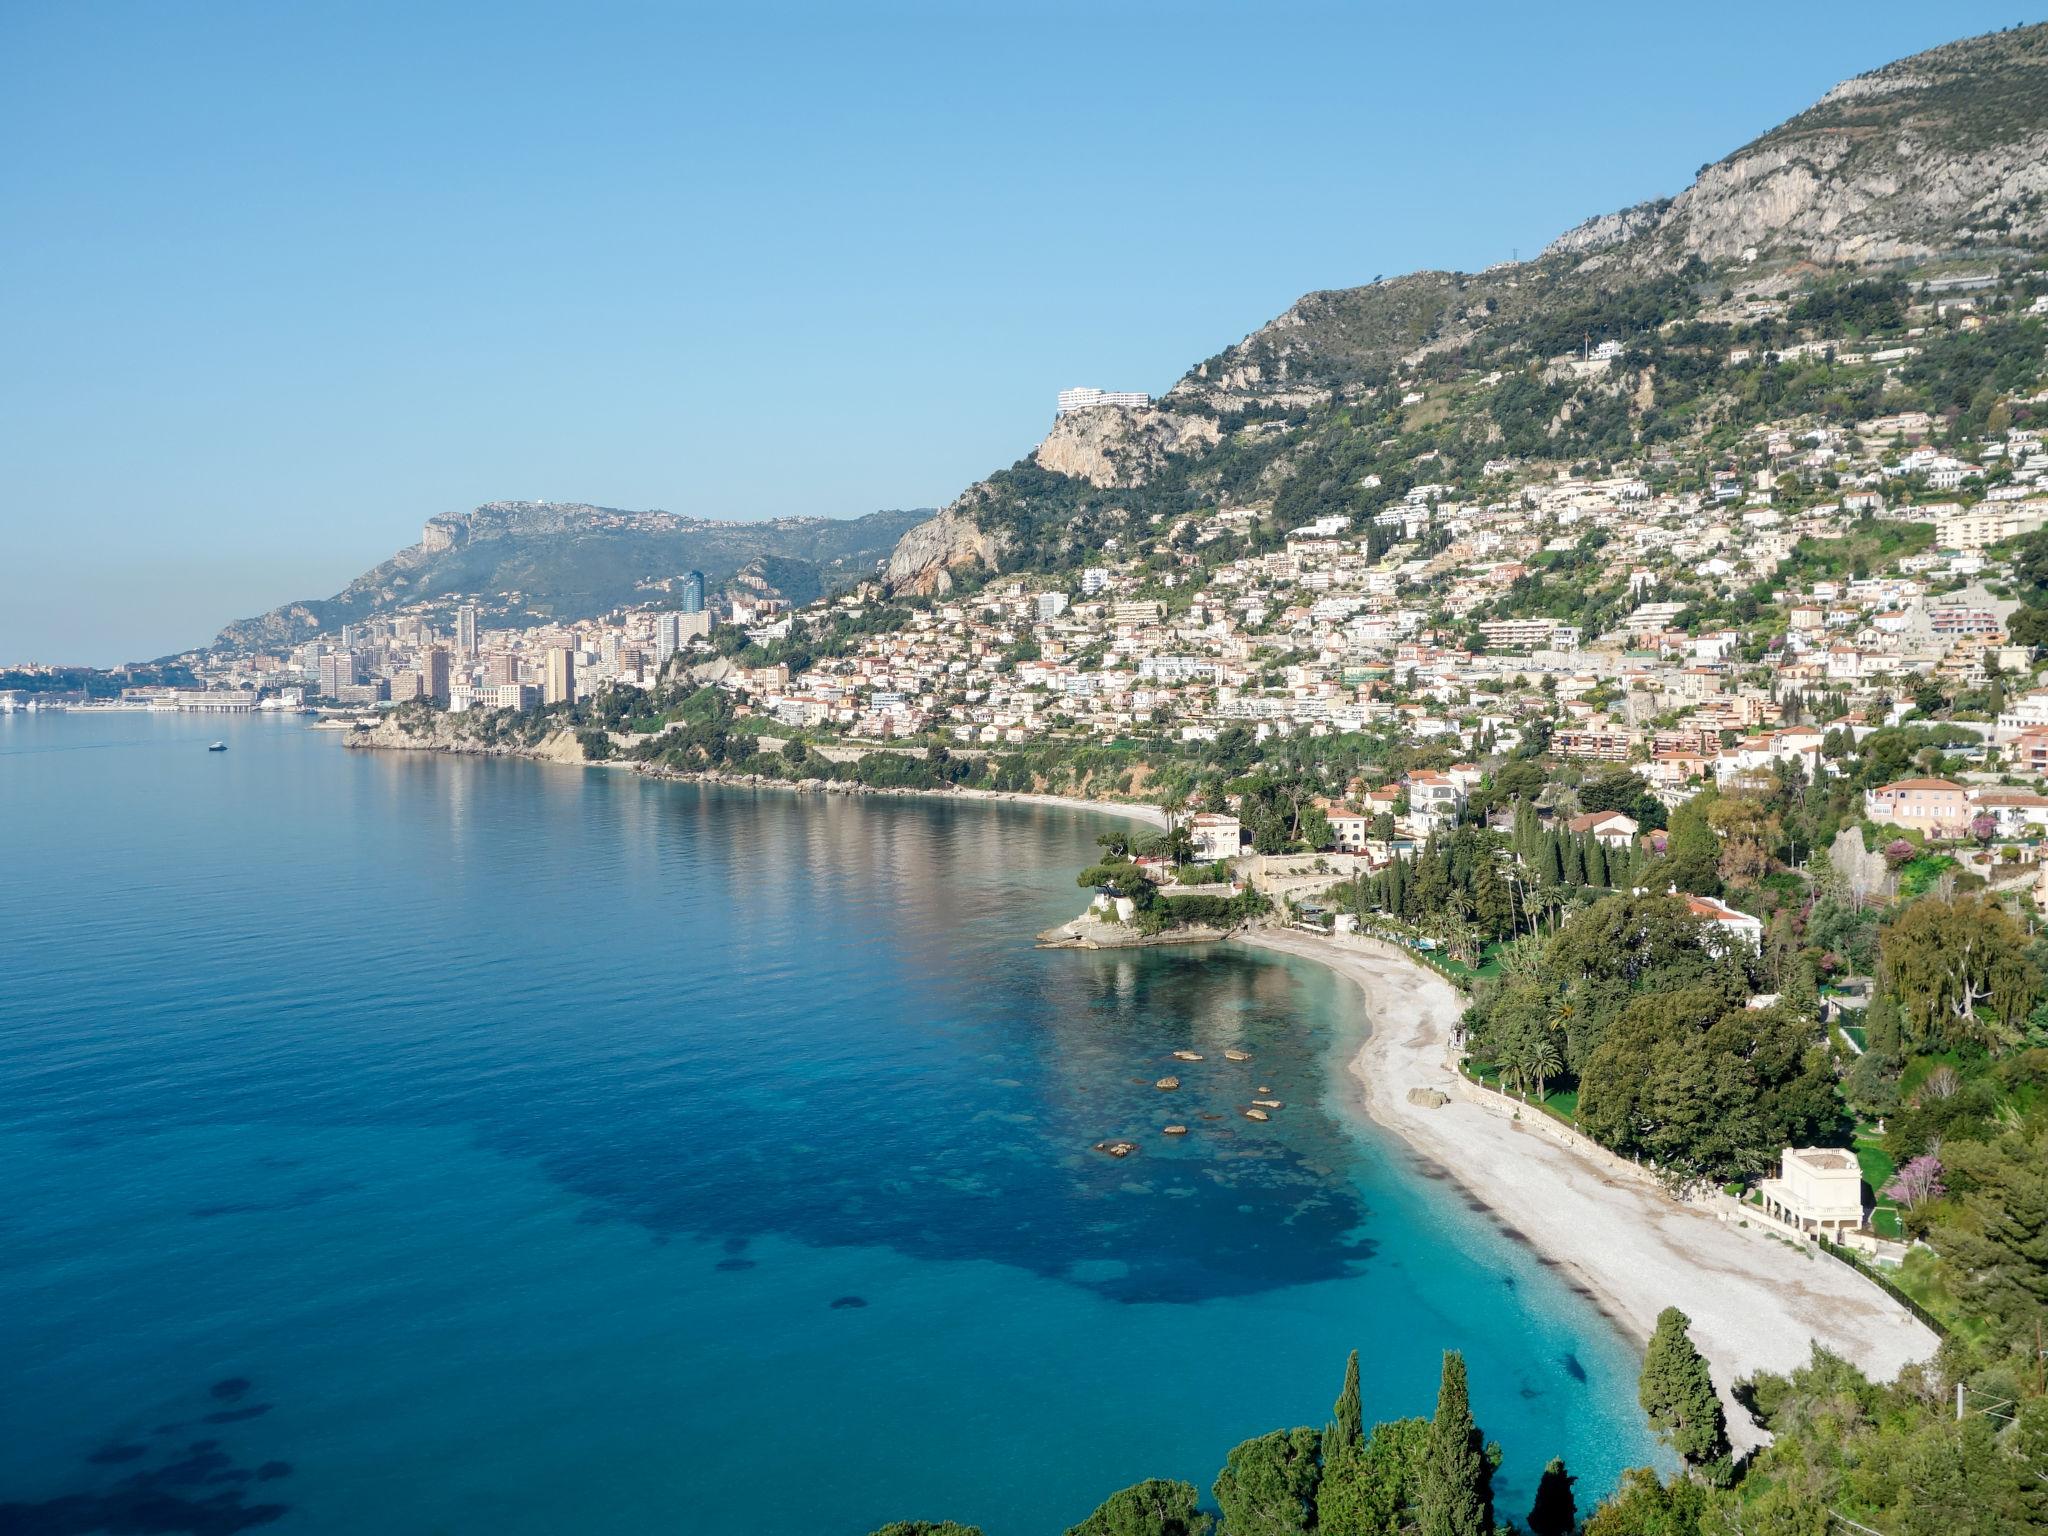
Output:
top-left (2, 2), bottom-right (2039, 664)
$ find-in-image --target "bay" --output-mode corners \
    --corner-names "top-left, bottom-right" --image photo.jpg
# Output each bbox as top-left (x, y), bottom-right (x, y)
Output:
top-left (0, 712), bottom-right (1659, 1535)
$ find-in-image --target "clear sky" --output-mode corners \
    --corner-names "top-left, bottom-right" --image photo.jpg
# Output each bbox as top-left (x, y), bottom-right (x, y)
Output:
top-left (3, 1), bottom-right (2040, 665)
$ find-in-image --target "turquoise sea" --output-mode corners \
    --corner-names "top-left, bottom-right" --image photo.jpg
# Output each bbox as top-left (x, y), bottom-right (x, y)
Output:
top-left (0, 713), bottom-right (1659, 1535)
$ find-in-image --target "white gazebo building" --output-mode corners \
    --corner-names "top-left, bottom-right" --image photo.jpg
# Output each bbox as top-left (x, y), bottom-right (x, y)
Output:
top-left (1756, 1147), bottom-right (1865, 1238)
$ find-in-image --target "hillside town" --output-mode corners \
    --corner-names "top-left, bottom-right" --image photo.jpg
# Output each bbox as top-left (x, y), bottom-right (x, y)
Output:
top-left (88, 276), bottom-right (2048, 907)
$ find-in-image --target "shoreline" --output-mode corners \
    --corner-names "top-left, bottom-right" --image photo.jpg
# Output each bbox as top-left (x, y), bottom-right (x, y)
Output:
top-left (340, 724), bottom-right (1168, 829)
top-left (1238, 925), bottom-right (1938, 1454)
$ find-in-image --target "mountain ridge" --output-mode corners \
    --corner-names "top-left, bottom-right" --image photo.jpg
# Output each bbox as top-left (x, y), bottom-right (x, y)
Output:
top-left (881, 22), bottom-right (2048, 594)
top-left (212, 501), bottom-right (929, 651)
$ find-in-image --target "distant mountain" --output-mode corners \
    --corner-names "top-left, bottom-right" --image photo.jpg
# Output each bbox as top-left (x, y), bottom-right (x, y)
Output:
top-left (213, 501), bottom-right (929, 651)
top-left (883, 23), bottom-right (2048, 592)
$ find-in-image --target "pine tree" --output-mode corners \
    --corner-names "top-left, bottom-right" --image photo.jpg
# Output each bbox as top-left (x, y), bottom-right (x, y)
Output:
top-left (1319, 1351), bottom-right (1374, 1536)
top-left (1526, 1458), bottom-right (1576, 1536)
top-left (1639, 1307), bottom-right (1730, 1482)
top-left (1418, 1352), bottom-right (1493, 1536)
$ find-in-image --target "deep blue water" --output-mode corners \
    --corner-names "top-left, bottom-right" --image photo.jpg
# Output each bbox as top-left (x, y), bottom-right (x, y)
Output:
top-left (0, 713), bottom-right (1659, 1535)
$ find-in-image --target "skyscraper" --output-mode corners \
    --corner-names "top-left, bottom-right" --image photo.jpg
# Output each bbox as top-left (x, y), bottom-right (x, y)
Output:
top-left (543, 646), bottom-right (575, 706)
top-left (456, 605), bottom-right (480, 657)
top-left (680, 571), bottom-right (706, 615)
top-left (656, 612), bottom-right (681, 666)
top-left (421, 646), bottom-right (451, 704)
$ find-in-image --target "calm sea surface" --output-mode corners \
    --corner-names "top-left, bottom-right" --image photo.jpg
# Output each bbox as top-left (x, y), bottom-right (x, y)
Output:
top-left (0, 713), bottom-right (1658, 1535)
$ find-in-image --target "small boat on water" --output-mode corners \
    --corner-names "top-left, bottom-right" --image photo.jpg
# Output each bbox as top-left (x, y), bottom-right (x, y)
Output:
top-left (207, 741), bottom-right (227, 752)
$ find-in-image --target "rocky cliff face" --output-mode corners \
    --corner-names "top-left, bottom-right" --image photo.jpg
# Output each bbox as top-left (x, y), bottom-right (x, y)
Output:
top-left (1572, 25), bottom-right (2048, 270)
top-left (882, 503), bottom-right (1011, 596)
top-left (1031, 406), bottom-right (1221, 489)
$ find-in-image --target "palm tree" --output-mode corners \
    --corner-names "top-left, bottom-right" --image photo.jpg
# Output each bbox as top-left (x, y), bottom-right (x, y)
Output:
top-left (1526, 1032), bottom-right (1563, 1103)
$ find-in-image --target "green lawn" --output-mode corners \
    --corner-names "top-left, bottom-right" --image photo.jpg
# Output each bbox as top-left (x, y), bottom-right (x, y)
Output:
top-left (1890, 1248), bottom-right (1973, 1339)
top-left (1855, 1131), bottom-right (1904, 1239)
top-left (1435, 942), bottom-right (1505, 983)
top-left (1460, 1061), bottom-right (1578, 1123)
top-left (1898, 853), bottom-right (1960, 900)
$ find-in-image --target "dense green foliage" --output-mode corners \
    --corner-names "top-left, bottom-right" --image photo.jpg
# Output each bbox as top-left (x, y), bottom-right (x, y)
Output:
top-left (1065, 1480), bottom-right (1210, 1536)
top-left (1212, 1429), bottom-right (1324, 1536)
top-left (1638, 1309), bottom-right (1731, 1482)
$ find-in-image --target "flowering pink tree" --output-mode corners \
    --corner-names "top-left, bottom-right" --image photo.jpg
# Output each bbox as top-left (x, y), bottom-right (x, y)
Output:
top-left (1884, 1154), bottom-right (1946, 1210)
top-left (1883, 839), bottom-right (1916, 871)
top-left (1970, 813), bottom-right (1998, 848)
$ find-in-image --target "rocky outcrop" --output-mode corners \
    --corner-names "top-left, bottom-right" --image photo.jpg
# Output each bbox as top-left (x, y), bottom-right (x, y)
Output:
top-left (1572, 24), bottom-right (2048, 269)
top-left (1031, 406), bottom-right (1221, 489)
top-left (343, 711), bottom-right (589, 762)
top-left (1655, 128), bottom-right (2048, 265)
top-left (1542, 199), bottom-right (1670, 260)
top-left (882, 503), bottom-right (1011, 596)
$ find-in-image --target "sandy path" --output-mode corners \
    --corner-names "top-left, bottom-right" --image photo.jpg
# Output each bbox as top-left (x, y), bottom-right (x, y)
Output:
top-left (1240, 927), bottom-right (1938, 1453)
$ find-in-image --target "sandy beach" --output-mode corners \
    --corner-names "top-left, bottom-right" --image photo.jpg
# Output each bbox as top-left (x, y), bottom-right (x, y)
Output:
top-left (1240, 927), bottom-right (1939, 1453)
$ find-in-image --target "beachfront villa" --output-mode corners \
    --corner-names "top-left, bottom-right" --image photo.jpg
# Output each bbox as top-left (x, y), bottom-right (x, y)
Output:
top-left (1755, 1147), bottom-right (1866, 1239)
top-left (1188, 813), bottom-right (1243, 862)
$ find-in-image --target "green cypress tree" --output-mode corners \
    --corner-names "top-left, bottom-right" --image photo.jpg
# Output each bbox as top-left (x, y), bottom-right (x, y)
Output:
top-left (1319, 1351), bottom-right (1373, 1536)
top-left (1418, 1351), bottom-right (1493, 1536)
top-left (1513, 799), bottom-right (1538, 861)
top-left (1562, 833), bottom-right (1585, 886)
top-left (1540, 832), bottom-right (1564, 887)
top-left (1639, 1306), bottom-right (1731, 1482)
top-left (1472, 859), bottom-right (1513, 938)
top-left (1334, 1349), bottom-right (1363, 1445)
top-left (1586, 835), bottom-right (1609, 890)
top-left (1526, 1457), bottom-right (1576, 1536)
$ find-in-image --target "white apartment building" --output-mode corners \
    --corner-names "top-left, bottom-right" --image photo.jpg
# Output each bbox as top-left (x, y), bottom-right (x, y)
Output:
top-left (1057, 386), bottom-right (1152, 415)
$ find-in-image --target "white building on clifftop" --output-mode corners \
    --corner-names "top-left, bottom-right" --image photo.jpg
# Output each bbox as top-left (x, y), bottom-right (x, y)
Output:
top-left (1057, 386), bottom-right (1151, 415)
